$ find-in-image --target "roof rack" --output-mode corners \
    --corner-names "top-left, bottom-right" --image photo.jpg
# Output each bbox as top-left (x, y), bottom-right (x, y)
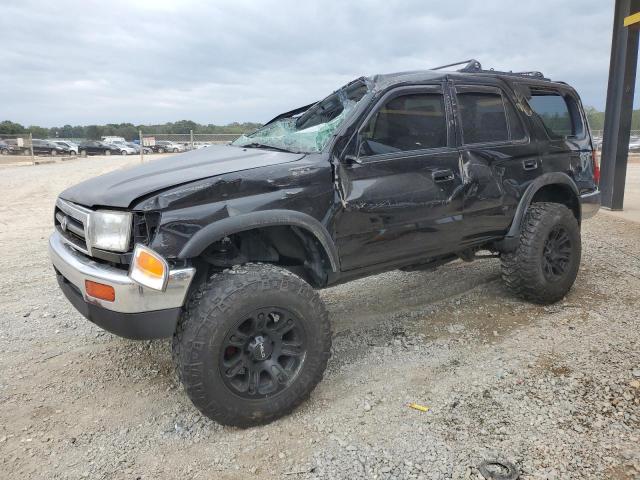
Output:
top-left (431, 59), bottom-right (549, 80)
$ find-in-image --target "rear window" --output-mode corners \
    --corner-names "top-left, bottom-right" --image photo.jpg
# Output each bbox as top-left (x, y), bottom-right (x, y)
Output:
top-left (528, 91), bottom-right (584, 138)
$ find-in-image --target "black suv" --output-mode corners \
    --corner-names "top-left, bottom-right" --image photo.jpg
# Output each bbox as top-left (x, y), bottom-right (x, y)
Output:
top-left (32, 139), bottom-right (70, 156)
top-left (78, 141), bottom-right (121, 156)
top-left (49, 61), bottom-right (600, 427)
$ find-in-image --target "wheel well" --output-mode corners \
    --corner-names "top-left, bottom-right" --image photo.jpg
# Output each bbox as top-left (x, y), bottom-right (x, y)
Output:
top-left (197, 226), bottom-right (333, 287)
top-left (530, 184), bottom-right (580, 222)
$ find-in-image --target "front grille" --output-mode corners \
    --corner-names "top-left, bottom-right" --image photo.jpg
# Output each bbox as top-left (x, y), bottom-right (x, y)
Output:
top-left (54, 198), bottom-right (92, 255)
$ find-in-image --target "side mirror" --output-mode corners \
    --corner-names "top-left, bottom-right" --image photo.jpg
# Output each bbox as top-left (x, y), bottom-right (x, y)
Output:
top-left (343, 154), bottom-right (362, 165)
top-left (343, 139), bottom-right (365, 165)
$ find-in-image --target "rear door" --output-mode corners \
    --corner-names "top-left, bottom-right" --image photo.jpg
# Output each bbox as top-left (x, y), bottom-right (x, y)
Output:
top-left (335, 84), bottom-right (465, 270)
top-left (526, 87), bottom-right (594, 191)
top-left (451, 82), bottom-right (539, 244)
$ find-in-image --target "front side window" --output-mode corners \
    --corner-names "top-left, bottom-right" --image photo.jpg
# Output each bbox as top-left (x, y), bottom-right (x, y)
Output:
top-left (528, 91), bottom-right (583, 138)
top-left (360, 92), bottom-right (447, 155)
top-left (457, 91), bottom-right (509, 144)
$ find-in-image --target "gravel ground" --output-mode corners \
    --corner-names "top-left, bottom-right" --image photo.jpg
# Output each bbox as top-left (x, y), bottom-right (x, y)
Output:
top-left (0, 156), bottom-right (639, 480)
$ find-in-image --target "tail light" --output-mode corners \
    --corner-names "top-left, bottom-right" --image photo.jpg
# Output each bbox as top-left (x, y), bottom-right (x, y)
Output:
top-left (591, 149), bottom-right (600, 185)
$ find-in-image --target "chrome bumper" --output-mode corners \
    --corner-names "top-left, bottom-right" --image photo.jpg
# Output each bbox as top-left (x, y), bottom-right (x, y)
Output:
top-left (49, 231), bottom-right (195, 314)
top-left (580, 190), bottom-right (601, 220)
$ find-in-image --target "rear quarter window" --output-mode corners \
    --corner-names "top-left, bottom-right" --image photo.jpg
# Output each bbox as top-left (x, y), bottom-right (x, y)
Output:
top-left (528, 91), bottom-right (585, 139)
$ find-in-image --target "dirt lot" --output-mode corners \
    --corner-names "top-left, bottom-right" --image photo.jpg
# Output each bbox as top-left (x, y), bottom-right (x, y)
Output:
top-left (0, 156), bottom-right (639, 480)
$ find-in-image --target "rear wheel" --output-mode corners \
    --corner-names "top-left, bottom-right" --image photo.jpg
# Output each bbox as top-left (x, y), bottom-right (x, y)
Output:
top-left (105, 149), bottom-right (111, 156)
top-left (50, 149), bottom-right (57, 156)
top-left (158, 147), bottom-right (165, 153)
top-left (501, 202), bottom-right (581, 304)
top-left (173, 148), bottom-right (179, 153)
top-left (172, 263), bottom-right (331, 427)
top-left (80, 150), bottom-right (87, 157)
top-left (121, 150), bottom-right (127, 156)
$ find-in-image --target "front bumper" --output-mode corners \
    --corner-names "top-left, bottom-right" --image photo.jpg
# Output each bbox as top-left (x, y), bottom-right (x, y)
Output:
top-left (49, 231), bottom-right (195, 339)
top-left (580, 190), bottom-right (601, 220)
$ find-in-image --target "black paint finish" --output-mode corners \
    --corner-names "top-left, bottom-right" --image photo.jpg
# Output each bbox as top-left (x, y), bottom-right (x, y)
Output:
top-left (58, 69), bottom-right (600, 288)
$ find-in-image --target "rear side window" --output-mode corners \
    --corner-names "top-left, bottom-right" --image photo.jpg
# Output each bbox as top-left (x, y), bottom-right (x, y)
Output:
top-left (457, 92), bottom-right (509, 144)
top-left (528, 92), bottom-right (584, 138)
top-left (361, 92), bottom-right (447, 155)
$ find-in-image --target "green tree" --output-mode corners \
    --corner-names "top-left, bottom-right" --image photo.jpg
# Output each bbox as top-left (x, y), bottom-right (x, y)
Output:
top-left (0, 120), bottom-right (26, 134)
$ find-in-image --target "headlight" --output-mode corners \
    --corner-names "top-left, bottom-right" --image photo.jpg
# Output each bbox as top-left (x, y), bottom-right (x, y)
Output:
top-left (88, 210), bottom-right (132, 252)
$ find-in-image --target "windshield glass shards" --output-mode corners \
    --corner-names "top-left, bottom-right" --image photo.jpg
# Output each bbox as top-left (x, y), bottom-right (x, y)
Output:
top-left (232, 79), bottom-right (369, 153)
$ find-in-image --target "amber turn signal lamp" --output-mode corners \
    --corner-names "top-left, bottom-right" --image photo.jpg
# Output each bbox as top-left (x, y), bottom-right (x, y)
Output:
top-left (137, 250), bottom-right (165, 278)
top-left (85, 280), bottom-right (115, 302)
top-left (129, 245), bottom-right (169, 291)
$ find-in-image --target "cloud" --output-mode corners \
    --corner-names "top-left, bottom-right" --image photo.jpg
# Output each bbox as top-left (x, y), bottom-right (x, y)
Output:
top-left (0, 0), bottom-right (624, 126)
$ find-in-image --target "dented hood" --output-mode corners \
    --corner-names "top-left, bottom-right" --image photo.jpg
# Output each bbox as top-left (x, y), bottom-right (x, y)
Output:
top-left (59, 145), bottom-right (305, 208)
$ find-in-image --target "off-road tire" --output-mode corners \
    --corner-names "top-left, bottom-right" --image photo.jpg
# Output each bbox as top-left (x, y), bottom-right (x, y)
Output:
top-left (501, 202), bottom-right (581, 304)
top-left (172, 263), bottom-right (331, 427)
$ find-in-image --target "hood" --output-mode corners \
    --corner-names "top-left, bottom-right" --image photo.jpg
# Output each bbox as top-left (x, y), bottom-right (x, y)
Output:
top-left (60, 145), bottom-right (305, 208)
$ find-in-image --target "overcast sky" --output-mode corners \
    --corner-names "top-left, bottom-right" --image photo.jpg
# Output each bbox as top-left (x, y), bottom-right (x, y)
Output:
top-left (0, 0), bottom-right (632, 127)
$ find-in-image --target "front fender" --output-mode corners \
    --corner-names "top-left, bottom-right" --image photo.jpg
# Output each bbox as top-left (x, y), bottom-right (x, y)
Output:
top-left (177, 209), bottom-right (339, 272)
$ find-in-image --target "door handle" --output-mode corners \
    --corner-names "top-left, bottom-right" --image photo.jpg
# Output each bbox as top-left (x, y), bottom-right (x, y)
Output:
top-left (522, 159), bottom-right (538, 171)
top-left (432, 169), bottom-right (455, 182)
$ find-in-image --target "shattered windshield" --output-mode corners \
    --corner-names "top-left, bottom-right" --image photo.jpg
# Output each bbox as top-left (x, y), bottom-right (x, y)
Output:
top-left (232, 79), bottom-right (369, 153)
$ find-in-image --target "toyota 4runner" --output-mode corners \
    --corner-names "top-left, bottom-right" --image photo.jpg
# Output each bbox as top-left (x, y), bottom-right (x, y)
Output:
top-left (49, 60), bottom-right (601, 427)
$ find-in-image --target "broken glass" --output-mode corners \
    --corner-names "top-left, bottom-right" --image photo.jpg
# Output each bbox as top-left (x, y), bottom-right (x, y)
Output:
top-left (232, 79), bottom-right (369, 153)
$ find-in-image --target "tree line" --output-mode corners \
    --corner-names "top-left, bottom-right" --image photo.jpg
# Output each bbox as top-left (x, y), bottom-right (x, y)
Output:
top-left (1, 108), bottom-right (640, 140)
top-left (0, 119), bottom-right (263, 140)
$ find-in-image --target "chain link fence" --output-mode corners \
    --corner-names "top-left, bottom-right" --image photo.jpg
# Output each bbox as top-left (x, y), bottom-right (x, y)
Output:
top-left (140, 132), bottom-right (242, 152)
top-left (0, 129), bottom-right (248, 162)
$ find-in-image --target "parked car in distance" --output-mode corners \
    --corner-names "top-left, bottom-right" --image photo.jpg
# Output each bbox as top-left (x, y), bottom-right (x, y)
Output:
top-left (153, 140), bottom-right (185, 153)
top-left (0, 140), bottom-right (17, 155)
top-left (103, 140), bottom-right (137, 155)
top-left (32, 139), bottom-right (70, 156)
top-left (78, 141), bottom-right (120, 156)
top-left (126, 142), bottom-right (153, 155)
top-left (101, 136), bottom-right (127, 144)
top-left (49, 60), bottom-right (600, 427)
top-left (50, 140), bottom-right (79, 156)
top-left (2, 139), bottom-right (29, 155)
top-left (629, 137), bottom-right (640, 152)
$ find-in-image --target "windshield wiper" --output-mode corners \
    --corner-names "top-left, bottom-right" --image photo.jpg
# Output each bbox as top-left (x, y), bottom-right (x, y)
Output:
top-left (241, 143), bottom-right (296, 153)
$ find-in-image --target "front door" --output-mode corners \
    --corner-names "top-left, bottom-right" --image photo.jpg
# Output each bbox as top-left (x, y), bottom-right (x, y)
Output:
top-left (335, 85), bottom-right (465, 271)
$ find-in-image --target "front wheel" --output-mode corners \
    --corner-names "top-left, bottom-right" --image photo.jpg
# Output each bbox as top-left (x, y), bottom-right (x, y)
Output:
top-left (121, 150), bottom-right (127, 156)
top-left (172, 263), bottom-right (331, 427)
top-left (501, 202), bottom-right (581, 304)
top-left (50, 149), bottom-right (57, 156)
top-left (105, 149), bottom-right (111, 156)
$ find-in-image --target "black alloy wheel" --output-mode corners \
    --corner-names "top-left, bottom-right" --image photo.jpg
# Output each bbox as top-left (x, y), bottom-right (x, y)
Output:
top-left (219, 307), bottom-right (307, 399)
top-left (542, 226), bottom-right (572, 281)
top-left (501, 202), bottom-right (581, 304)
